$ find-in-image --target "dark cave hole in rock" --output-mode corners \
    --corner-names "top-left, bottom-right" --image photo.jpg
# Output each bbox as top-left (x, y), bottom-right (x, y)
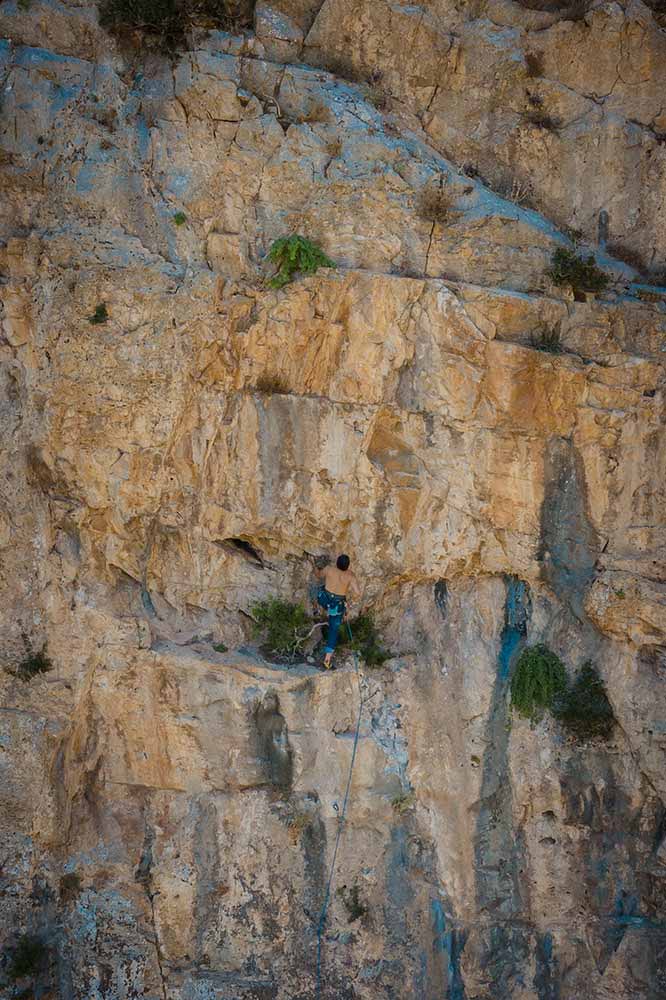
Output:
top-left (220, 537), bottom-right (264, 565)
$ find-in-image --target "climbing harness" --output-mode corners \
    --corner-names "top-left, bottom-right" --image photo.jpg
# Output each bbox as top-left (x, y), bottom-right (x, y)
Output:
top-left (315, 621), bottom-right (367, 999)
top-left (317, 585), bottom-right (346, 619)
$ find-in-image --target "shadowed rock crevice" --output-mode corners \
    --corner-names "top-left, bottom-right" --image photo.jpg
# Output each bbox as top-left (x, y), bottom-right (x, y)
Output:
top-left (474, 576), bottom-right (531, 997)
top-left (431, 897), bottom-right (468, 1000)
top-left (559, 756), bottom-right (666, 976)
top-left (539, 437), bottom-right (599, 623)
top-left (252, 691), bottom-right (294, 791)
top-left (534, 931), bottom-right (560, 1000)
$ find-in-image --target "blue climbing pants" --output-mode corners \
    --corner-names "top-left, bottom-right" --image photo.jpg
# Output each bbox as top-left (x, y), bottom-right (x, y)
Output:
top-left (318, 586), bottom-right (346, 655)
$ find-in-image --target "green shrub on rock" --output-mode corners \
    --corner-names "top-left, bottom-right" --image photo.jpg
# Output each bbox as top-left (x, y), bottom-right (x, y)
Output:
top-left (267, 235), bottom-right (335, 289)
top-left (529, 323), bottom-right (562, 353)
top-left (547, 248), bottom-right (609, 296)
top-left (251, 597), bottom-right (311, 657)
top-left (339, 612), bottom-right (391, 667)
top-left (7, 934), bottom-right (48, 980)
top-left (553, 662), bottom-right (615, 740)
top-left (9, 634), bottom-right (52, 683)
top-left (510, 644), bottom-right (567, 721)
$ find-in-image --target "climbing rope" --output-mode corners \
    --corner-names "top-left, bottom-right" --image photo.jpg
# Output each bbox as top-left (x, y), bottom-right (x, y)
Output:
top-left (315, 621), bottom-right (366, 999)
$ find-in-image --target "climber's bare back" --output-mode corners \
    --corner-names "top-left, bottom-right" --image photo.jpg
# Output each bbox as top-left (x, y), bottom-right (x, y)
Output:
top-left (322, 564), bottom-right (359, 598)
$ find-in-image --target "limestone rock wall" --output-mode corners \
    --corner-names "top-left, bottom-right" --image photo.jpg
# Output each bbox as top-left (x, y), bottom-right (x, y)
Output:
top-left (1, 1), bottom-right (665, 998)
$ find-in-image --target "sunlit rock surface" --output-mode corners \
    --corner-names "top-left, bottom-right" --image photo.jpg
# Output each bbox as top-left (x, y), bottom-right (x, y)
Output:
top-left (1, 1), bottom-right (665, 996)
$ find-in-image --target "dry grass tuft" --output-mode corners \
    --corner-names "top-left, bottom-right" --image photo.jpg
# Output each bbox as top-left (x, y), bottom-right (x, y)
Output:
top-left (253, 373), bottom-right (290, 394)
top-left (524, 108), bottom-right (562, 131)
top-left (417, 182), bottom-right (461, 225)
top-left (525, 51), bottom-right (545, 77)
top-left (302, 100), bottom-right (330, 125)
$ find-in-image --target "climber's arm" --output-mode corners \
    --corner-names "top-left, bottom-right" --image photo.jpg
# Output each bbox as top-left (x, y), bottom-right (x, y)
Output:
top-left (344, 572), bottom-right (362, 616)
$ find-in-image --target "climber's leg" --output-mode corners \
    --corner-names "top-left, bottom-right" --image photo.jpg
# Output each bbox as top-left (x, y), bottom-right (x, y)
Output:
top-left (323, 611), bottom-right (343, 668)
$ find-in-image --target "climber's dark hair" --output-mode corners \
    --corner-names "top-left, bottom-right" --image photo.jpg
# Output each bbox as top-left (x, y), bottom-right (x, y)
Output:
top-left (336, 554), bottom-right (350, 571)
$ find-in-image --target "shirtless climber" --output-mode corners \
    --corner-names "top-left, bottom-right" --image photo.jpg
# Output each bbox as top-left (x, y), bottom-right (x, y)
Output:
top-left (316, 554), bottom-right (361, 669)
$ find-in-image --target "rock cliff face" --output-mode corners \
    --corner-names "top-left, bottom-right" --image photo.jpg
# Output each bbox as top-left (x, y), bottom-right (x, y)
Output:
top-left (1, 0), bottom-right (666, 997)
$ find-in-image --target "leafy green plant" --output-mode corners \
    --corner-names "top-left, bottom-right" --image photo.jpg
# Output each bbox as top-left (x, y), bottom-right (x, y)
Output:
top-left (266, 235), bottom-right (335, 290)
top-left (89, 303), bottom-right (109, 324)
top-left (7, 934), bottom-right (48, 981)
top-left (173, 211), bottom-right (187, 226)
top-left (336, 883), bottom-right (367, 923)
top-left (529, 323), bottom-right (562, 354)
top-left (213, 642), bottom-right (227, 653)
top-left (9, 634), bottom-right (52, 683)
top-left (251, 597), bottom-right (312, 657)
top-left (391, 791), bottom-right (415, 814)
top-left (553, 662), bottom-right (615, 741)
top-left (548, 248), bottom-right (609, 295)
top-left (340, 612), bottom-right (391, 667)
top-left (510, 644), bottom-right (567, 722)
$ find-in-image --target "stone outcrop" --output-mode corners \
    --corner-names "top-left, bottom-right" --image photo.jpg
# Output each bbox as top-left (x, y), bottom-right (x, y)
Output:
top-left (1, 1), bottom-right (665, 997)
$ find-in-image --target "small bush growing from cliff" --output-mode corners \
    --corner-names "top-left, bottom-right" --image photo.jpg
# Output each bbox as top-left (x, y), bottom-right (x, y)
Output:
top-left (563, 224), bottom-right (583, 244)
top-left (9, 634), bottom-right (52, 683)
top-left (339, 612), bottom-right (391, 667)
top-left (254, 373), bottom-right (290, 394)
top-left (525, 51), bottom-right (545, 76)
top-left (173, 211), bottom-right (187, 226)
top-left (89, 303), bottom-right (109, 324)
top-left (287, 811), bottom-right (311, 843)
top-left (391, 791), bottom-right (415, 814)
top-left (510, 644), bottom-right (567, 722)
top-left (364, 72), bottom-right (390, 112)
top-left (336, 883), bottom-right (367, 923)
top-left (516, 0), bottom-right (588, 18)
top-left (553, 662), bottom-right (615, 740)
top-left (301, 100), bottom-right (330, 124)
top-left (326, 136), bottom-right (343, 159)
top-left (548, 248), bottom-right (609, 296)
top-left (59, 872), bottom-right (82, 903)
top-left (267, 235), bottom-right (335, 290)
top-left (7, 934), bottom-right (48, 981)
top-left (98, 0), bottom-right (255, 52)
top-left (498, 176), bottom-right (533, 207)
top-left (524, 109), bottom-right (562, 131)
top-left (417, 182), bottom-right (460, 225)
top-left (529, 323), bottom-right (562, 353)
top-left (251, 597), bottom-right (311, 657)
